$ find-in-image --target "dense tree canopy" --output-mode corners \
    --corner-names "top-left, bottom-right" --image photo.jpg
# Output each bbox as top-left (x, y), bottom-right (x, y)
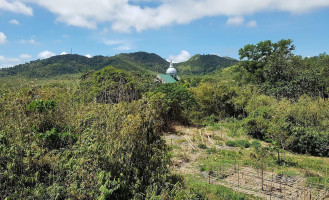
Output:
top-left (238, 39), bottom-right (328, 99)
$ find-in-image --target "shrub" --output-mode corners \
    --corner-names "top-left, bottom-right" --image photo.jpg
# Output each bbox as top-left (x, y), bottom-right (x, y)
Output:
top-left (38, 128), bottom-right (77, 149)
top-left (198, 143), bottom-right (207, 149)
top-left (150, 83), bottom-right (196, 123)
top-left (251, 140), bottom-right (261, 150)
top-left (27, 100), bottom-right (57, 113)
top-left (226, 140), bottom-right (251, 148)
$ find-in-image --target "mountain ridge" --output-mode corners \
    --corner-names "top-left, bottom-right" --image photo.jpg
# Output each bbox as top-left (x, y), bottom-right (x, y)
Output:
top-left (0, 52), bottom-right (238, 78)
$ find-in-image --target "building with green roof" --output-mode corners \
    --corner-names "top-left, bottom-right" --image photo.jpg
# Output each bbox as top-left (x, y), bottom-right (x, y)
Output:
top-left (156, 61), bottom-right (179, 83)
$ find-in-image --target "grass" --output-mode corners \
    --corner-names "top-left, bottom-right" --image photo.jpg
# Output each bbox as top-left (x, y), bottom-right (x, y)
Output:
top-left (185, 175), bottom-right (259, 200)
top-left (226, 139), bottom-right (251, 148)
top-left (165, 123), bottom-right (329, 199)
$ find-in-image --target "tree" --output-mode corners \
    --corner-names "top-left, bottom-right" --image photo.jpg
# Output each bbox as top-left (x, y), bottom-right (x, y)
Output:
top-left (149, 83), bottom-right (196, 123)
top-left (80, 66), bottom-right (141, 104)
top-left (238, 39), bottom-right (295, 85)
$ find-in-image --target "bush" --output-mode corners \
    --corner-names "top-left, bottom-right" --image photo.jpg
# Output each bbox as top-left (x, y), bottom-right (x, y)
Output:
top-left (251, 140), bottom-right (261, 150)
top-left (38, 128), bottom-right (77, 149)
top-left (198, 143), bottom-right (207, 149)
top-left (150, 83), bottom-right (196, 123)
top-left (80, 66), bottom-right (141, 104)
top-left (27, 100), bottom-right (57, 113)
top-left (226, 140), bottom-right (251, 148)
top-left (290, 127), bottom-right (329, 157)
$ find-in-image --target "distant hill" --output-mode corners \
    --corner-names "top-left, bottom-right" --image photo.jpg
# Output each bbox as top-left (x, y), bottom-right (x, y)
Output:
top-left (0, 52), bottom-right (168, 78)
top-left (175, 54), bottom-right (238, 75)
top-left (0, 52), bottom-right (238, 78)
top-left (119, 52), bottom-right (168, 73)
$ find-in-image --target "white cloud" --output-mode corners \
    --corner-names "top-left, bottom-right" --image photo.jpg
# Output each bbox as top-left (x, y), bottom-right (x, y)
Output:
top-left (105, 40), bottom-right (132, 51)
top-left (38, 50), bottom-right (56, 59)
top-left (167, 50), bottom-right (191, 63)
top-left (4, 0), bottom-right (329, 32)
top-left (0, 32), bottom-right (7, 45)
top-left (247, 20), bottom-right (257, 27)
top-left (9, 19), bottom-right (20, 25)
top-left (0, 55), bottom-right (21, 68)
top-left (19, 39), bottom-right (39, 45)
top-left (226, 16), bottom-right (244, 26)
top-left (19, 54), bottom-right (32, 59)
top-left (114, 45), bottom-right (132, 51)
top-left (61, 51), bottom-right (68, 55)
top-left (0, 0), bottom-right (33, 15)
top-left (85, 54), bottom-right (92, 58)
top-left (104, 40), bottom-right (124, 46)
top-left (0, 53), bottom-right (33, 68)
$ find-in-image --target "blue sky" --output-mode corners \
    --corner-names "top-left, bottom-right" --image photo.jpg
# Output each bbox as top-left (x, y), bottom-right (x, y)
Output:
top-left (0, 0), bottom-right (329, 68)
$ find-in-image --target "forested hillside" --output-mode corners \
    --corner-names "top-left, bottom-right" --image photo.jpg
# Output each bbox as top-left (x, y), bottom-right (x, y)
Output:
top-left (1, 39), bottom-right (329, 199)
top-left (0, 52), bottom-right (168, 78)
top-left (176, 54), bottom-right (238, 75)
top-left (0, 52), bottom-right (237, 78)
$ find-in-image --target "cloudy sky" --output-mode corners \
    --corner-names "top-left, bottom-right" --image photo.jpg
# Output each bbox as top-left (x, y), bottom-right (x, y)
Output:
top-left (0, 0), bottom-right (329, 67)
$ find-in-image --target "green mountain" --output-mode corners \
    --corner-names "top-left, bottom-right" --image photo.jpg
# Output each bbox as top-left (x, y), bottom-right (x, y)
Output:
top-left (0, 52), bottom-right (168, 78)
top-left (175, 54), bottom-right (238, 75)
top-left (0, 52), bottom-right (238, 78)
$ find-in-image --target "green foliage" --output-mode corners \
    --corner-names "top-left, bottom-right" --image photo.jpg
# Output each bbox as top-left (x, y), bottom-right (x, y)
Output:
top-left (198, 144), bottom-right (207, 149)
top-left (80, 66), bottom-right (141, 104)
top-left (149, 83), bottom-right (196, 123)
top-left (242, 104), bottom-right (274, 139)
top-left (0, 52), bottom-right (168, 78)
top-left (206, 147), bottom-right (217, 154)
top-left (185, 175), bottom-right (255, 200)
top-left (191, 81), bottom-right (242, 122)
top-left (183, 47), bottom-right (329, 157)
top-left (238, 39), bottom-right (329, 99)
top-left (290, 127), bottom-right (329, 156)
top-left (0, 79), bottom-right (174, 199)
top-left (92, 66), bottom-right (140, 104)
top-left (251, 140), bottom-right (261, 150)
top-left (38, 128), bottom-right (78, 149)
top-left (238, 39), bottom-right (295, 84)
top-left (225, 140), bottom-right (251, 148)
top-left (2, 39), bottom-right (329, 199)
top-left (0, 52), bottom-right (238, 79)
top-left (27, 99), bottom-right (57, 113)
top-left (176, 54), bottom-right (238, 75)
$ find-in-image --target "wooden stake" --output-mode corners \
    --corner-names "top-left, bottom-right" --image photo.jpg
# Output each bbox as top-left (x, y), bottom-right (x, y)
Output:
top-left (208, 170), bottom-right (213, 184)
top-left (261, 158), bottom-right (264, 191)
top-left (280, 172), bottom-right (282, 194)
top-left (324, 166), bottom-right (328, 196)
top-left (234, 157), bottom-right (236, 172)
top-left (270, 174), bottom-right (273, 200)
top-left (238, 162), bottom-right (240, 188)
